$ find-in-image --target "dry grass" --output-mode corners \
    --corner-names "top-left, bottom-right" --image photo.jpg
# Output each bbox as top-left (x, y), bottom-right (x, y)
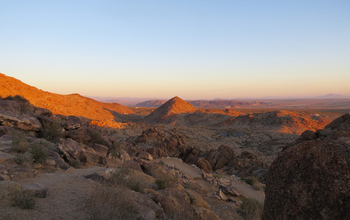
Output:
top-left (12, 138), bottom-right (30, 153)
top-left (107, 168), bottom-right (150, 193)
top-left (85, 184), bottom-right (136, 220)
top-left (238, 198), bottom-right (264, 220)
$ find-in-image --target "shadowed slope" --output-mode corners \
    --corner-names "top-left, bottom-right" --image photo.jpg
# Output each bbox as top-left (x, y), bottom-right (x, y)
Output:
top-left (0, 73), bottom-right (134, 121)
top-left (143, 96), bottom-right (197, 124)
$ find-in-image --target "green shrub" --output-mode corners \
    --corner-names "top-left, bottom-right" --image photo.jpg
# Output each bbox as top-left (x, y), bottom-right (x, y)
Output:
top-left (238, 198), bottom-right (264, 220)
top-left (29, 144), bottom-right (48, 164)
top-left (87, 128), bottom-right (110, 147)
top-left (41, 122), bottom-right (64, 143)
top-left (12, 138), bottom-right (30, 153)
top-left (14, 192), bottom-right (35, 210)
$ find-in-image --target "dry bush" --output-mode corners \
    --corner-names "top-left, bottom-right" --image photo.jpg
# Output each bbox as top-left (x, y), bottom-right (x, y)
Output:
top-left (155, 174), bottom-right (177, 190)
top-left (238, 198), bottom-right (264, 220)
top-left (14, 192), bottom-right (35, 210)
top-left (107, 168), bottom-right (149, 193)
top-left (85, 184), bottom-right (136, 220)
top-left (12, 138), bottom-right (30, 153)
top-left (108, 143), bottom-right (123, 159)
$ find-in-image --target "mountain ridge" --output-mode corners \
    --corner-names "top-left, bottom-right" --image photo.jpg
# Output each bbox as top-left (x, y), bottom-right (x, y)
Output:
top-left (0, 73), bottom-right (134, 122)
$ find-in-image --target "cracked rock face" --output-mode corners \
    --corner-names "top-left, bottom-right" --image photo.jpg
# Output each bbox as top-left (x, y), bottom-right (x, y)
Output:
top-left (263, 113), bottom-right (350, 220)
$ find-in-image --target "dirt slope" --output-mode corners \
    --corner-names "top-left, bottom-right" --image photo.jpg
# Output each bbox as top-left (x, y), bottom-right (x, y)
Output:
top-left (0, 73), bottom-right (134, 122)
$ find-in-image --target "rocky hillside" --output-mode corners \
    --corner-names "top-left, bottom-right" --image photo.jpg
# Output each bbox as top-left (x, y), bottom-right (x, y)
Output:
top-left (143, 96), bottom-right (197, 124)
top-left (262, 113), bottom-right (350, 219)
top-left (0, 73), bottom-right (134, 122)
top-left (219, 110), bottom-right (330, 135)
top-left (0, 97), bottom-right (264, 220)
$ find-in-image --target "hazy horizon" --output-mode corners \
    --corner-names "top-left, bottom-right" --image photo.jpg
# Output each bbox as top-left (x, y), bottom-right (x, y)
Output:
top-left (1, 1), bottom-right (350, 99)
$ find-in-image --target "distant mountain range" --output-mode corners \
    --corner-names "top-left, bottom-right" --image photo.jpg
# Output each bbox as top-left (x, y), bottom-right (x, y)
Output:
top-left (91, 93), bottom-right (350, 107)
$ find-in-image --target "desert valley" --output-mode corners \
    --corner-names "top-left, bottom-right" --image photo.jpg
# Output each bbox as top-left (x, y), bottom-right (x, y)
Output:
top-left (1, 73), bottom-right (350, 220)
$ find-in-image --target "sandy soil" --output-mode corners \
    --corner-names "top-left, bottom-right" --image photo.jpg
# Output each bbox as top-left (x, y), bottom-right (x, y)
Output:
top-left (0, 167), bottom-right (105, 220)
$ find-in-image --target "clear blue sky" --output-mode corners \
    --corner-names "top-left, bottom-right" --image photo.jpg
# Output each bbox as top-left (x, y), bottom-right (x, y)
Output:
top-left (1, 0), bottom-right (349, 99)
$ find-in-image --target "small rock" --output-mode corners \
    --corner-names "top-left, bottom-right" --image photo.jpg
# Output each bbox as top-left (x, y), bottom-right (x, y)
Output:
top-left (22, 183), bottom-right (48, 198)
top-left (136, 151), bottom-right (154, 161)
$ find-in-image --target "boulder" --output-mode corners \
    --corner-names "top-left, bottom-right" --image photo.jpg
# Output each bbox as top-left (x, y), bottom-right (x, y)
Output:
top-left (184, 147), bottom-right (200, 164)
top-left (92, 143), bottom-right (109, 156)
top-left (33, 107), bottom-right (52, 116)
top-left (122, 160), bottom-right (143, 172)
top-left (0, 100), bottom-right (21, 114)
top-left (22, 183), bottom-right (48, 198)
top-left (218, 189), bottom-right (228, 201)
top-left (0, 165), bottom-right (10, 181)
top-left (136, 151), bottom-right (154, 161)
top-left (64, 116), bottom-right (81, 130)
top-left (195, 157), bottom-right (212, 173)
top-left (0, 151), bottom-right (15, 164)
top-left (207, 145), bottom-right (235, 170)
top-left (58, 138), bottom-right (87, 164)
top-left (0, 126), bottom-right (17, 137)
top-left (146, 147), bottom-right (166, 159)
top-left (47, 150), bottom-right (70, 170)
top-left (66, 127), bottom-right (91, 144)
top-left (148, 185), bottom-right (220, 220)
top-left (0, 134), bottom-right (21, 152)
top-left (0, 111), bottom-right (42, 131)
top-left (263, 113), bottom-right (350, 220)
top-left (84, 150), bottom-right (107, 166)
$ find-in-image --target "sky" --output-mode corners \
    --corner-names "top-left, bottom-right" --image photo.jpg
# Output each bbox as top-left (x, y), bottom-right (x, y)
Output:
top-left (1, 0), bottom-right (350, 100)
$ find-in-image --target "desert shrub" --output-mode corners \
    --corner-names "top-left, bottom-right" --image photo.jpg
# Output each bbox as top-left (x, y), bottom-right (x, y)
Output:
top-left (155, 174), bottom-right (177, 190)
top-left (69, 159), bottom-right (82, 168)
top-left (12, 138), bottom-right (30, 153)
top-left (85, 185), bottom-right (136, 220)
top-left (87, 128), bottom-right (110, 147)
top-left (41, 122), bottom-right (64, 143)
top-left (108, 143), bottom-right (123, 159)
top-left (14, 192), bottom-right (35, 210)
top-left (108, 168), bottom-right (147, 193)
top-left (29, 144), bottom-right (48, 164)
top-left (238, 198), bottom-right (264, 220)
top-left (14, 152), bottom-right (32, 165)
top-left (242, 177), bottom-right (258, 186)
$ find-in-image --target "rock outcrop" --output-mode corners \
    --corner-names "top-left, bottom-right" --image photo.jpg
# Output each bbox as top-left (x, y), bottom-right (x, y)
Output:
top-left (135, 127), bottom-right (187, 157)
top-left (263, 113), bottom-right (350, 219)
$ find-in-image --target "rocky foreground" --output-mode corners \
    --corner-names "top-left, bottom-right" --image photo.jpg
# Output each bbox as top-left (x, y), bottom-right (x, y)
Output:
top-left (0, 93), bottom-right (346, 220)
